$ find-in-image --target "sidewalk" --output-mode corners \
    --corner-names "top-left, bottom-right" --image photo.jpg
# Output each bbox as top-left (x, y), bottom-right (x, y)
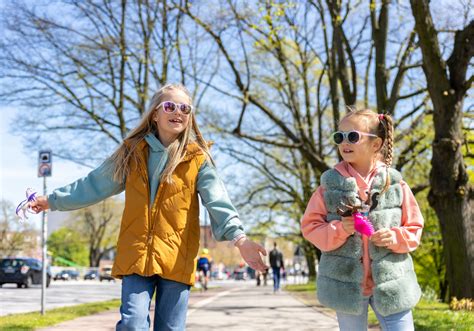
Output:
top-left (39, 283), bottom-right (339, 330)
top-left (38, 287), bottom-right (218, 331)
top-left (186, 284), bottom-right (339, 330)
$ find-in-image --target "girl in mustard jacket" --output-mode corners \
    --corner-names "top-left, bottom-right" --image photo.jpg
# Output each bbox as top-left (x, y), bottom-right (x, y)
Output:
top-left (31, 83), bottom-right (267, 331)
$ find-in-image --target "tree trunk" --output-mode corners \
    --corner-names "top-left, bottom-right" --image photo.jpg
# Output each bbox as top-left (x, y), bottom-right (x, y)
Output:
top-left (410, 0), bottom-right (474, 299)
top-left (428, 100), bottom-right (473, 299)
top-left (301, 239), bottom-right (320, 280)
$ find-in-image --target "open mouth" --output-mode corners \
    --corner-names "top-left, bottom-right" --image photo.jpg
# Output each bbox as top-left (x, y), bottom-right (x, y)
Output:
top-left (342, 148), bottom-right (353, 153)
top-left (169, 118), bottom-right (183, 124)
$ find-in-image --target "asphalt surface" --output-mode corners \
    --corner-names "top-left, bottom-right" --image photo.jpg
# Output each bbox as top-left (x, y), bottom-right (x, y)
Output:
top-left (0, 279), bottom-right (121, 316)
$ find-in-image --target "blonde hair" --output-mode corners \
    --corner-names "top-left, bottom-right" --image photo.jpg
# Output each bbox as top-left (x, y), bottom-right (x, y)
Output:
top-left (109, 83), bottom-right (213, 184)
top-left (340, 108), bottom-right (394, 193)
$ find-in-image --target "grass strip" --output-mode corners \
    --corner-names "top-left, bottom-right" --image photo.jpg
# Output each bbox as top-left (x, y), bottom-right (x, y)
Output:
top-left (0, 299), bottom-right (121, 331)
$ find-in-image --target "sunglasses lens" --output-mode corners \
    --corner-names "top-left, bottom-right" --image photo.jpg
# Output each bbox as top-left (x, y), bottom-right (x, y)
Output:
top-left (180, 104), bottom-right (192, 114)
top-left (348, 131), bottom-right (360, 143)
top-left (163, 102), bottom-right (176, 113)
top-left (333, 132), bottom-right (344, 144)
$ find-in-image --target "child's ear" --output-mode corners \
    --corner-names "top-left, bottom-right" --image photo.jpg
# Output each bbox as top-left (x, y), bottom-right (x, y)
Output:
top-left (373, 137), bottom-right (383, 152)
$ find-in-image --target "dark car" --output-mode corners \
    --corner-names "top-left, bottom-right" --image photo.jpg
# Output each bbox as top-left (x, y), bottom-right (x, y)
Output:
top-left (84, 270), bottom-right (99, 280)
top-left (54, 269), bottom-right (80, 281)
top-left (0, 258), bottom-right (51, 288)
top-left (99, 265), bottom-right (114, 282)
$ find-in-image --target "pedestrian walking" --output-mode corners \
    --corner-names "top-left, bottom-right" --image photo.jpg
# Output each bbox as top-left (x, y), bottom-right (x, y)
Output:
top-left (269, 242), bottom-right (284, 292)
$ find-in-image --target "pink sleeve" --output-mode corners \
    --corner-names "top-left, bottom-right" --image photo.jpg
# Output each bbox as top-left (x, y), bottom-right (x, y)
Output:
top-left (301, 186), bottom-right (351, 252)
top-left (387, 181), bottom-right (424, 253)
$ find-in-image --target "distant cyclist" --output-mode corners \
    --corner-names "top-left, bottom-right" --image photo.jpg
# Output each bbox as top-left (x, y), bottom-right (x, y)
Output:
top-left (196, 248), bottom-right (212, 290)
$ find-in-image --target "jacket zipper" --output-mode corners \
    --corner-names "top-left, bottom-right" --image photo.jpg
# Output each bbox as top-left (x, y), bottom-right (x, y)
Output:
top-left (145, 181), bottom-right (166, 275)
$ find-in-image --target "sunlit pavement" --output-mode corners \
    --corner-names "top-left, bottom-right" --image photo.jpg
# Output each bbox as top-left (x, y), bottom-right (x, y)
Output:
top-left (36, 279), bottom-right (339, 331)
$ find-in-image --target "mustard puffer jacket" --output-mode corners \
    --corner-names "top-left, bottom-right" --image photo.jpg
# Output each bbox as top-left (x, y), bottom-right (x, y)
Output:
top-left (111, 140), bottom-right (206, 285)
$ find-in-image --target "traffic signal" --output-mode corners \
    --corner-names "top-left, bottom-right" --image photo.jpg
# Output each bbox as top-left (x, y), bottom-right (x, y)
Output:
top-left (38, 150), bottom-right (52, 177)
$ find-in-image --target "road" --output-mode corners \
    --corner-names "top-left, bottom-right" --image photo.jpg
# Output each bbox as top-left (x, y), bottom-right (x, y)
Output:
top-left (0, 280), bottom-right (121, 316)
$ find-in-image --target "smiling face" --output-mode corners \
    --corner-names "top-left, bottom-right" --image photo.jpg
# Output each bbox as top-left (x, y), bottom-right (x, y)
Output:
top-left (337, 116), bottom-right (383, 168)
top-left (153, 88), bottom-right (192, 146)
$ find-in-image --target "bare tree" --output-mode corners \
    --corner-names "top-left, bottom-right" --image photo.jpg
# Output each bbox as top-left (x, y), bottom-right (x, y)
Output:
top-left (70, 199), bottom-right (122, 267)
top-left (178, 0), bottom-right (430, 277)
top-left (0, 0), bottom-right (210, 164)
top-left (220, 141), bottom-right (320, 274)
top-left (0, 200), bottom-right (39, 257)
top-left (410, 0), bottom-right (474, 299)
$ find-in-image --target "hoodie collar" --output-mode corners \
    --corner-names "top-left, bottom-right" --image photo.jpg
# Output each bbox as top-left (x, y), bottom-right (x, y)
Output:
top-left (334, 161), bottom-right (386, 197)
top-left (144, 133), bottom-right (166, 152)
top-left (334, 160), bottom-right (385, 178)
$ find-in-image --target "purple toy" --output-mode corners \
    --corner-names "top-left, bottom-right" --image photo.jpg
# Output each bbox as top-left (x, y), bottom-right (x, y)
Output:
top-left (15, 188), bottom-right (38, 221)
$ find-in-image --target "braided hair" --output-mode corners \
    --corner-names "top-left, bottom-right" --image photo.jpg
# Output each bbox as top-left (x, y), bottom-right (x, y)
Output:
top-left (377, 113), bottom-right (394, 193)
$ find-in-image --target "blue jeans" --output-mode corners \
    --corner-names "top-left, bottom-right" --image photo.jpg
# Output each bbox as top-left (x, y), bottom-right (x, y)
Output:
top-left (272, 267), bottom-right (281, 291)
top-left (116, 274), bottom-right (191, 331)
top-left (336, 296), bottom-right (414, 331)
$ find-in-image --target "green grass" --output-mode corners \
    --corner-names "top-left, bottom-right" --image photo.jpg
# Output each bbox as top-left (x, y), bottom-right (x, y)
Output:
top-left (0, 299), bottom-right (121, 331)
top-left (413, 300), bottom-right (474, 330)
top-left (285, 283), bottom-right (317, 292)
top-left (285, 283), bottom-right (474, 330)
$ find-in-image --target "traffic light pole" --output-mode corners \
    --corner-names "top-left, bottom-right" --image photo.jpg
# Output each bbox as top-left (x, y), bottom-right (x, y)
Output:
top-left (38, 149), bottom-right (51, 315)
top-left (41, 176), bottom-right (47, 315)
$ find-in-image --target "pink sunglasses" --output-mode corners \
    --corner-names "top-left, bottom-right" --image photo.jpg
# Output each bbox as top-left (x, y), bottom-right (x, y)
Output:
top-left (157, 101), bottom-right (193, 115)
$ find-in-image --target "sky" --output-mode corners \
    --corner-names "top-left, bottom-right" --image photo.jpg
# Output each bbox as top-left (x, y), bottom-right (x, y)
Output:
top-left (1, 107), bottom-right (92, 225)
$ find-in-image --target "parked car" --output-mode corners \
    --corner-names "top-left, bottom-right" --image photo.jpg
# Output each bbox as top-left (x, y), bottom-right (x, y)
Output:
top-left (99, 265), bottom-right (114, 282)
top-left (0, 258), bottom-right (51, 288)
top-left (54, 269), bottom-right (80, 281)
top-left (233, 267), bottom-right (247, 281)
top-left (84, 270), bottom-right (99, 280)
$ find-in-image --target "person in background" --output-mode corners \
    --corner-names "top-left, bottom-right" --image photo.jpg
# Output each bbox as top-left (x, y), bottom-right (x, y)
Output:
top-left (197, 248), bottom-right (212, 290)
top-left (269, 242), bottom-right (284, 292)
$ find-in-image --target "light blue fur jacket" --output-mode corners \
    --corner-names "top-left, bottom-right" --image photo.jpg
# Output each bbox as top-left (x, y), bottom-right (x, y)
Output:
top-left (316, 167), bottom-right (421, 316)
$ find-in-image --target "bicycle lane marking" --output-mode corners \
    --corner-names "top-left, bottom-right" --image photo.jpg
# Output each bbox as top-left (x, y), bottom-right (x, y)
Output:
top-left (187, 287), bottom-right (241, 316)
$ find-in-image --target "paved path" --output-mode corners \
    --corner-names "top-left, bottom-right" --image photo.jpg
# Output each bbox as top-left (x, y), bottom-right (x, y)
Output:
top-left (39, 283), bottom-right (339, 331)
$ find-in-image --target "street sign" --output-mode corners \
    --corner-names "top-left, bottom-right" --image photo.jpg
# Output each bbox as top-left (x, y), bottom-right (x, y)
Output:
top-left (38, 150), bottom-right (52, 177)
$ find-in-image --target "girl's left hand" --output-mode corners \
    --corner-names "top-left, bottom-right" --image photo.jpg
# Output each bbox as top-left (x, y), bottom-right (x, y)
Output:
top-left (370, 228), bottom-right (396, 248)
top-left (235, 239), bottom-right (268, 272)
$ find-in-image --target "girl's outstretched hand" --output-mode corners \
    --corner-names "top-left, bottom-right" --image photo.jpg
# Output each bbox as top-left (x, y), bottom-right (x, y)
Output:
top-left (235, 238), bottom-right (268, 272)
top-left (370, 228), bottom-right (396, 247)
top-left (29, 196), bottom-right (49, 213)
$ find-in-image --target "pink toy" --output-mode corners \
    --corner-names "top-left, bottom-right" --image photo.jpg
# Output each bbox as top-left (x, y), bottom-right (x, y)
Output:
top-left (337, 192), bottom-right (379, 237)
top-left (353, 212), bottom-right (375, 237)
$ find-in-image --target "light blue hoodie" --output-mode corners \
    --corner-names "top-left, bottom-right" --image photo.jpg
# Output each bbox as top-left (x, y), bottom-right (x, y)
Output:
top-left (47, 133), bottom-right (245, 241)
